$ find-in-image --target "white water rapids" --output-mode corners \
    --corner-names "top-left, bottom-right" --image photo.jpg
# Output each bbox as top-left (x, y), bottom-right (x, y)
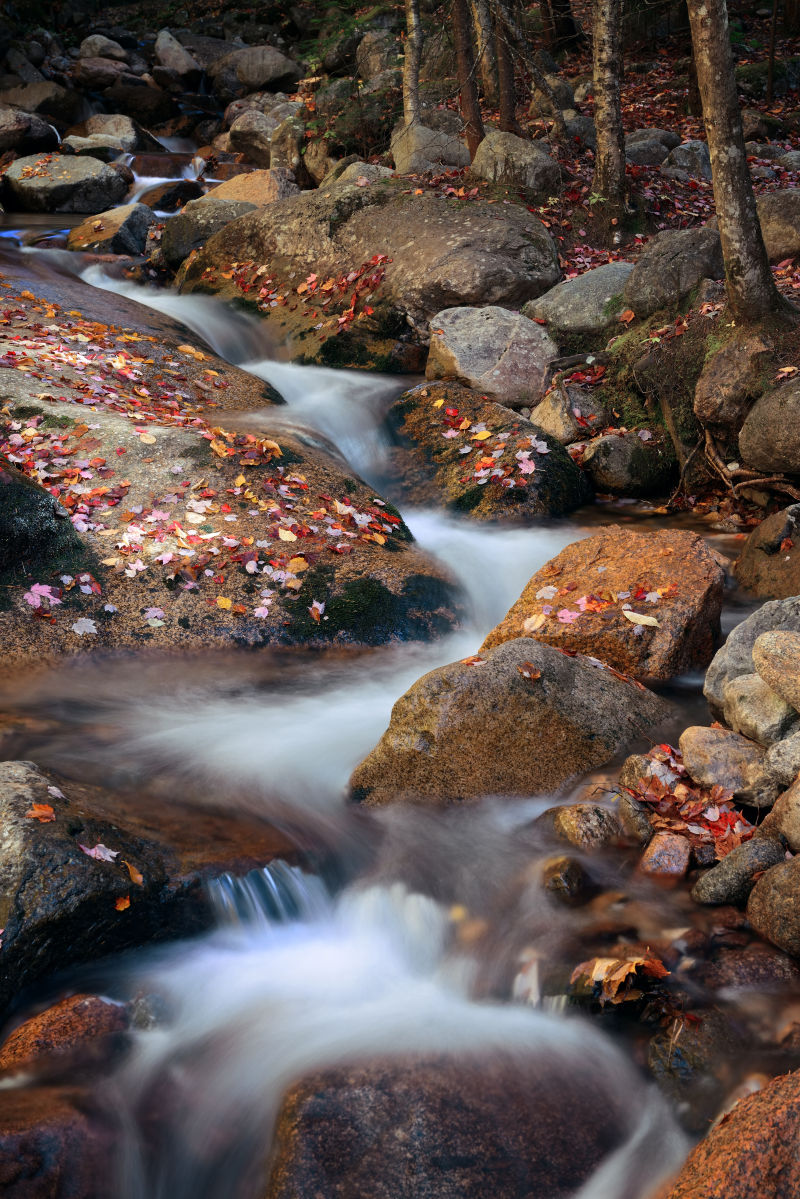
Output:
top-left (5, 251), bottom-right (691, 1198)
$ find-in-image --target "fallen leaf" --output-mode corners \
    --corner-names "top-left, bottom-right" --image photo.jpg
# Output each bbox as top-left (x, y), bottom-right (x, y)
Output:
top-left (115, 895), bottom-right (130, 911)
top-left (123, 861), bottom-right (144, 885)
top-left (26, 803), bottom-right (55, 822)
top-left (623, 610), bottom-right (660, 628)
top-left (79, 843), bottom-right (119, 862)
top-left (517, 662), bottom-right (541, 680)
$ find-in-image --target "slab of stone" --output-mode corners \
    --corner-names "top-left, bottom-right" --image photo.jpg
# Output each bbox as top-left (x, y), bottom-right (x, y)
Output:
top-left (678, 726), bottom-right (780, 807)
top-left (722, 672), bottom-right (798, 746)
top-left (523, 262), bottom-right (634, 343)
top-left (753, 630), bottom-right (800, 712)
top-left (639, 831), bottom-right (690, 877)
top-left (691, 834), bottom-right (786, 905)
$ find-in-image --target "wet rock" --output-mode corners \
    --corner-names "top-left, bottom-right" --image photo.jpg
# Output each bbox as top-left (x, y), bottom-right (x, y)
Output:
top-left (390, 122), bottom-right (469, 173)
top-left (548, 803), bottom-right (622, 850)
top-left (541, 855), bottom-right (594, 904)
top-left (581, 429), bottom-right (676, 495)
top-left (696, 942), bottom-right (800, 991)
top-left (739, 377), bottom-right (800, 473)
top-left (748, 858), bottom-right (800, 956)
top-left (178, 178), bottom-right (561, 367)
top-left (528, 386), bottom-right (608, 445)
top-left (161, 197), bottom-right (258, 269)
top-left (66, 202), bottom-right (155, 255)
top-left (722, 673), bottom-right (798, 747)
top-left (693, 329), bottom-right (773, 432)
top-left (384, 381), bottom-right (589, 521)
top-left (79, 34), bottom-right (126, 60)
top-left (0, 760), bottom-right (307, 1017)
top-left (614, 792), bottom-right (653, 844)
top-left (201, 169), bottom-right (299, 206)
top-left (61, 134), bottom-right (130, 162)
top-left (349, 637), bottom-right (670, 807)
top-left (764, 732), bottom-right (800, 789)
top-left (678, 726), bottom-right (779, 807)
top-left (691, 835), bottom-right (786, 905)
top-left (426, 306), bottom-right (557, 408)
top-left (661, 139), bottom-right (712, 180)
top-left (753, 630), bottom-right (800, 713)
top-left (104, 80), bottom-right (176, 126)
top-left (755, 189), bottom-right (800, 261)
top-left (0, 994), bottom-right (128, 1074)
top-left (138, 178), bottom-right (204, 211)
top-left (623, 227), bottom-right (723, 318)
top-left (0, 104), bottom-right (58, 153)
top-left (154, 29), bottom-right (200, 81)
top-left (266, 1053), bottom-right (628, 1199)
top-left (640, 831), bottom-right (691, 877)
top-left (523, 261), bottom-right (634, 344)
top-left (649, 1008), bottom-right (746, 1133)
top-left (0, 460), bottom-right (85, 584)
top-left (760, 777), bottom-right (800, 850)
top-left (734, 504), bottom-right (800, 600)
top-left (471, 130), bottom-right (560, 198)
top-left (208, 45), bottom-right (302, 102)
top-left (0, 1086), bottom-right (116, 1198)
top-left (2, 154), bottom-right (131, 215)
top-left (666, 1067), bottom-right (800, 1196)
top-left (482, 526), bottom-right (723, 682)
top-left (619, 751), bottom-right (681, 793)
top-left (704, 597), bottom-right (800, 719)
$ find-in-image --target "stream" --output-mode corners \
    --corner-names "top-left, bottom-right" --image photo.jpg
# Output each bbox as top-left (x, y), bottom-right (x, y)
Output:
top-left (0, 192), bottom-right (780, 1198)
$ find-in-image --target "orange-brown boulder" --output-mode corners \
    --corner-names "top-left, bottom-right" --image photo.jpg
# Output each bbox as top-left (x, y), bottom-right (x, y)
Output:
top-left (666, 1069), bottom-right (800, 1198)
top-left (0, 994), bottom-right (128, 1075)
top-left (481, 526), bottom-right (724, 682)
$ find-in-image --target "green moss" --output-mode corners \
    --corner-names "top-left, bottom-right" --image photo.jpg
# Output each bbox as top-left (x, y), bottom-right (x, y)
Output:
top-left (602, 293), bottom-right (625, 318)
top-left (0, 464), bottom-right (98, 586)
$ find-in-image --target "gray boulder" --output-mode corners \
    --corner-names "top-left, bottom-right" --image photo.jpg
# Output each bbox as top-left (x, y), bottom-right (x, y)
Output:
top-left (209, 45), bottom-right (301, 101)
top-left (528, 387), bottom-right (608, 444)
top-left (747, 858), bottom-right (800, 956)
top-left (753, 630), bottom-right (800, 713)
top-left (722, 672), bottom-right (798, 747)
top-left (678, 725), bottom-right (780, 807)
top-left (765, 731), bottom-right (800, 788)
top-left (73, 57), bottom-right (128, 90)
top-left (154, 29), bottom-right (201, 80)
top-left (471, 130), bottom-right (560, 198)
top-left (581, 430), bottom-right (675, 495)
top-left (756, 189), bottom-right (800, 261)
top-left (391, 122), bottom-right (469, 173)
top-left (0, 81), bottom-right (88, 127)
top-left (66, 202), bottom-right (156, 255)
top-left (624, 129), bottom-right (679, 166)
top-left (356, 30), bottom-right (401, 80)
top-left (529, 74), bottom-right (574, 116)
top-left (162, 197), bottom-right (257, 268)
top-left (228, 109), bottom-right (275, 166)
top-left (61, 134), bottom-right (128, 161)
top-left (349, 636), bottom-right (671, 806)
top-left (523, 261), bottom-right (634, 342)
top-left (739, 377), bottom-right (800, 473)
top-left (2, 154), bottom-right (131, 214)
top-left (661, 139), bottom-right (712, 180)
top-left (426, 305), bottom-right (558, 407)
top-left (691, 834), bottom-right (786, 905)
top-left (85, 113), bottom-right (163, 152)
top-left (705, 597), bottom-right (800, 718)
top-left (623, 226), bottom-right (723, 317)
top-left (79, 34), bottom-right (126, 60)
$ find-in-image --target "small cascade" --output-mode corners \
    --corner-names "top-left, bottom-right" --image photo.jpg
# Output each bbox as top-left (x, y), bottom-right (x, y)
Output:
top-left (208, 860), bottom-right (331, 929)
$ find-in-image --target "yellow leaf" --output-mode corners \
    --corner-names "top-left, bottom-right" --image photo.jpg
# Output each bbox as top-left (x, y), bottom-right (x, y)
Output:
top-left (433, 398), bottom-right (445, 408)
top-left (138, 433), bottom-right (156, 445)
top-left (177, 344), bottom-right (195, 354)
top-left (523, 613), bottom-right (547, 633)
top-left (234, 474), bottom-right (246, 486)
top-left (459, 417), bottom-right (471, 430)
top-left (288, 556), bottom-right (308, 572)
top-left (217, 596), bottom-right (233, 609)
top-left (622, 610), bottom-right (660, 628)
top-left (278, 528), bottom-right (297, 542)
top-left (472, 430), bottom-right (492, 441)
top-left (122, 860), bottom-right (144, 885)
top-left (101, 557), bottom-right (119, 566)
top-left (285, 578), bottom-right (303, 591)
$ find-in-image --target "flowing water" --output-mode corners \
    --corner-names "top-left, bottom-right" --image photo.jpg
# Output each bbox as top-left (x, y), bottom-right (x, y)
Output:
top-left (0, 207), bottom-right (767, 1197)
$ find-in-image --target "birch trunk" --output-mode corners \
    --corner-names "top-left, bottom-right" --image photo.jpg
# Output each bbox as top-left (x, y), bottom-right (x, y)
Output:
top-left (470, 0), bottom-right (499, 104)
top-left (403, 0), bottom-right (424, 126)
top-left (686, 0), bottom-right (784, 320)
top-left (591, 0), bottom-right (626, 240)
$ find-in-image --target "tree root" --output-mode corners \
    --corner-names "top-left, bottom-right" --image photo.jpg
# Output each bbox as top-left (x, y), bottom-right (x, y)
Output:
top-left (704, 429), bottom-right (800, 501)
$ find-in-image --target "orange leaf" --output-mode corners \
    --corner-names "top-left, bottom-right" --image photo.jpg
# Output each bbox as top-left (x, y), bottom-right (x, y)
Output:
top-left (26, 803), bottom-right (55, 822)
top-left (618, 309), bottom-right (636, 324)
top-left (115, 895), bottom-right (130, 911)
top-left (123, 861), bottom-right (144, 886)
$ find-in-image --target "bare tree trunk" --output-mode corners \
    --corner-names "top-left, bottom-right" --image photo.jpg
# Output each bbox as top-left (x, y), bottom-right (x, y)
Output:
top-left (403, 0), bottom-right (424, 126)
top-left (470, 0), bottom-right (499, 104)
top-left (591, 0), bottom-right (626, 241)
top-left (490, 0), bottom-right (567, 139)
top-left (687, 0), bottom-right (785, 321)
top-left (785, 0), bottom-right (800, 34)
top-left (453, 0), bottom-right (485, 158)
top-left (495, 15), bottom-right (521, 132)
top-left (542, 0), bottom-right (582, 50)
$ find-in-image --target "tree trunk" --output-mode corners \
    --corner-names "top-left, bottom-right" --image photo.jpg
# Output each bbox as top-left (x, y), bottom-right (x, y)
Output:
top-left (591, 0), bottom-right (626, 241)
top-left (542, 0), bottom-right (582, 50)
top-left (490, 0), bottom-right (567, 139)
top-left (470, 0), bottom-right (499, 104)
top-left (495, 15), bottom-right (520, 132)
top-left (686, 0), bottom-right (784, 321)
top-left (453, 0), bottom-right (485, 158)
top-left (686, 50), bottom-right (702, 116)
top-left (403, 0), bottom-right (424, 126)
top-left (785, 0), bottom-right (800, 35)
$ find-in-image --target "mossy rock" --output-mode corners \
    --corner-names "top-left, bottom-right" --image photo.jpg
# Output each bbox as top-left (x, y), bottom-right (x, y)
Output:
top-left (0, 459), bottom-right (96, 586)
